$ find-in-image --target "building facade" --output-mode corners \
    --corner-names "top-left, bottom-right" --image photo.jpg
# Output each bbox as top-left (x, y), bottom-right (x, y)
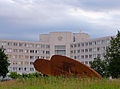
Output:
top-left (0, 31), bottom-right (111, 74)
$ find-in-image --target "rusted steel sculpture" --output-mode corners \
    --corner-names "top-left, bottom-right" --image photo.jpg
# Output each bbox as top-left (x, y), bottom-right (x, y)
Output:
top-left (34, 55), bottom-right (101, 78)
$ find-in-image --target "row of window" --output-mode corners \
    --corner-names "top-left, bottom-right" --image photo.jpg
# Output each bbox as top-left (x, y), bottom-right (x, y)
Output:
top-left (71, 47), bottom-right (106, 54)
top-left (81, 61), bottom-right (91, 65)
top-left (71, 39), bottom-right (110, 48)
top-left (9, 67), bottom-right (34, 71)
top-left (72, 53), bottom-right (105, 59)
top-left (8, 54), bottom-right (50, 60)
top-left (11, 61), bottom-right (34, 65)
top-left (55, 45), bottom-right (66, 50)
top-left (0, 41), bottom-right (50, 48)
top-left (6, 48), bottom-right (50, 54)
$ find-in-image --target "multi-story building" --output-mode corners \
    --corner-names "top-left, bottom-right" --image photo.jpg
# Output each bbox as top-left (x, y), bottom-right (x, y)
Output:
top-left (0, 30), bottom-right (111, 74)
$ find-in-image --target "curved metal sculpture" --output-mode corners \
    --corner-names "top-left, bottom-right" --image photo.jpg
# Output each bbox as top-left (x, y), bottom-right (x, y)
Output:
top-left (34, 55), bottom-right (101, 78)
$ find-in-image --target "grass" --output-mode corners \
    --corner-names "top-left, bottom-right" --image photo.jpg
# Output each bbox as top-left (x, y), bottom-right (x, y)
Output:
top-left (0, 76), bottom-right (120, 89)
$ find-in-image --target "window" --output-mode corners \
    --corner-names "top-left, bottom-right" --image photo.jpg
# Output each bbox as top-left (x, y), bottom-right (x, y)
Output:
top-left (106, 39), bottom-right (110, 44)
top-left (24, 68), bottom-right (27, 71)
top-left (29, 44), bottom-right (34, 47)
top-left (36, 44), bottom-right (40, 48)
top-left (19, 49), bottom-right (23, 53)
top-left (89, 55), bottom-right (92, 58)
top-left (74, 50), bottom-right (76, 53)
top-left (85, 42), bottom-right (88, 46)
top-left (30, 68), bottom-right (34, 71)
top-left (1, 42), bottom-right (6, 46)
top-left (55, 45), bottom-right (66, 56)
top-left (8, 54), bottom-right (12, 58)
top-left (13, 61), bottom-right (17, 65)
top-left (25, 50), bottom-right (29, 53)
top-left (102, 40), bottom-right (106, 44)
top-left (78, 43), bottom-right (80, 47)
top-left (25, 55), bottom-right (29, 59)
top-left (93, 54), bottom-right (97, 58)
top-left (74, 56), bottom-right (77, 59)
top-left (102, 53), bottom-right (105, 57)
top-left (24, 44), bottom-right (29, 47)
top-left (30, 62), bottom-right (33, 65)
top-left (41, 44), bottom-right (45, 48)
top-left (55, 45), bottom-right (66, 50)
top-left (73, 36), bottom-right (75, 42)
top-left (13, 43), bottom-right (18, 46)
top-left (93, 48), bottom-right (96, 52)
top-left (97, 54), bottom-right (101, 57)
top-left (92, 41), bottom-right (96, 45)
top-left (81, 55), bottom-right (84, 59)
top-left (97, 47), bottom-right (100, 51)
top-left (55, 50), bottom-right (66, 56)
top-left (89, 42), bottom-right (92, 46)
top-left (13, 49), bottom-right (18, 52)
top-left (40, 56), bottom-right (45, 59)
top-left (77, 50), bottom-right (80, 53)
top-left (7, 49), bottom-right (12, 53)
top-left (81, 43), bottom-right (84, 47)
top-left (70, 44), bottom-right (73, 48)
top-left (71, 50), bottom-right (73, 54)
top-left (77, 55), bottom-right (80, 59)
top-left (30, 56), bottom-right (34, 59)
top-left (74, 44), bottom-right (77, 47)
top-left (81, 49), bottom-right (84, 53)
top-left (101, 47), bottom-right (105, 51)
top-left (35, 56), bottom-right (39, 59)
top-left (85, 55), bottom-right (88, 58)
top-left (85, 61), bottom-right (88, 64)
top-left (89, 48), bottom-right (92, 52)
top-left (13, 67), bottom-right (17, 71)
top-left (20, 61), bottom-right (23, 65)
top-left (97, 41), bottom-right (101, 44)
top-left (85, 49), bottom-right (88, 52)
top-left (19, 67), bottom-right (23, 71)
top-left (46, 51), bottom-right (50, 54)
top-left (19, 43), bottom-right (23, 46)
top-left (35, 50), bottom-right (38, 53)
top-left (24, 61), bottom-right (29, 65)
top-left (30, 50), bottom-right (34, 53)
top-left (46, 45), bottom-right (50, 48)
top-left (8, 42), bottom-right (12, 46)
top-left (19, 55), bottom-right (23, 58)
top-left (46, 56), bottom-right (50, 59)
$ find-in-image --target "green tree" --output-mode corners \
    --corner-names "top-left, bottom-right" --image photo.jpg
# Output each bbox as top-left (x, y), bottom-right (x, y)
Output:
top-left (105, 31), bottom-right (120, 78)
top-left (90, 57), bottom-right (109, 77)
top-left (0, 47), bottom-right (10, 78)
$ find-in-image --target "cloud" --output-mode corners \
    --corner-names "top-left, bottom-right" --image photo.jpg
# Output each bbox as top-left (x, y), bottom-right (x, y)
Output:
top-left (0, 0), bottom-right (120, 41)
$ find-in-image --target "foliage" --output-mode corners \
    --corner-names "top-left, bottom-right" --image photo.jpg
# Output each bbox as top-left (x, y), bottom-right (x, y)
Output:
top-left (8, 72), bottom-right (20, 79)
top-left (0, 47), bottom-right (10, 78)
top-left (0, 76), bottom-right (120, 89)
top-left (9, 72), bottom-right (41, 79)
top-left (105, 31), bottom-right (120, 78)
top-left (90, 57), bottom-right (109, 77)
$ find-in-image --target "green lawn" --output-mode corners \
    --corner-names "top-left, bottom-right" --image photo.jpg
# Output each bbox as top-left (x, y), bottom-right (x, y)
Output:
top-left (0, 77), bottom-right (120, 89)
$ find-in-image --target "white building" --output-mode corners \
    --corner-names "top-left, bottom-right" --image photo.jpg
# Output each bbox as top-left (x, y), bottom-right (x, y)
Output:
top-left (0, 30), bottom-right (111, 74)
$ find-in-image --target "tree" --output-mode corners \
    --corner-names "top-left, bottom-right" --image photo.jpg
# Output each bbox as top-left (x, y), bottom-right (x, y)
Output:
top-left (90, 57), bottom-right (109, 77)
top-left (105, 31), bottom-right (120, 78)
top-left (0, 47), bottom-right (10, 78)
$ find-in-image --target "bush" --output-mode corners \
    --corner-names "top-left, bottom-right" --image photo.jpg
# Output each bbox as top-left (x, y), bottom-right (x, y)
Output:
top-left (8, 72), bottom-right (19, 79)
top-left (9, 72), bottom-right (42, 79)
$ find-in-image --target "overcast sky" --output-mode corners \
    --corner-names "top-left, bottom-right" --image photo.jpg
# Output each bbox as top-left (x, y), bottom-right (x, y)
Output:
top-left (0, 0), bottom-right (120, 41)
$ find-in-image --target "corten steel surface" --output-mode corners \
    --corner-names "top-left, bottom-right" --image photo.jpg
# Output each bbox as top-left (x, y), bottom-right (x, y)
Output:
top-left (34, 55), bottom-right (101, 78)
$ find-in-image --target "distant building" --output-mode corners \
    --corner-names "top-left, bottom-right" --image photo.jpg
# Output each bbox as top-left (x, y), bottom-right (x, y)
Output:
top-left (0, 30), bottom-right (111, 74)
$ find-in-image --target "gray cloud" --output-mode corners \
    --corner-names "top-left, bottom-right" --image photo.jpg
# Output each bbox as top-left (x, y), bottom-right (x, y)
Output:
top-left (0, 0), bottom-right (119, 41)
